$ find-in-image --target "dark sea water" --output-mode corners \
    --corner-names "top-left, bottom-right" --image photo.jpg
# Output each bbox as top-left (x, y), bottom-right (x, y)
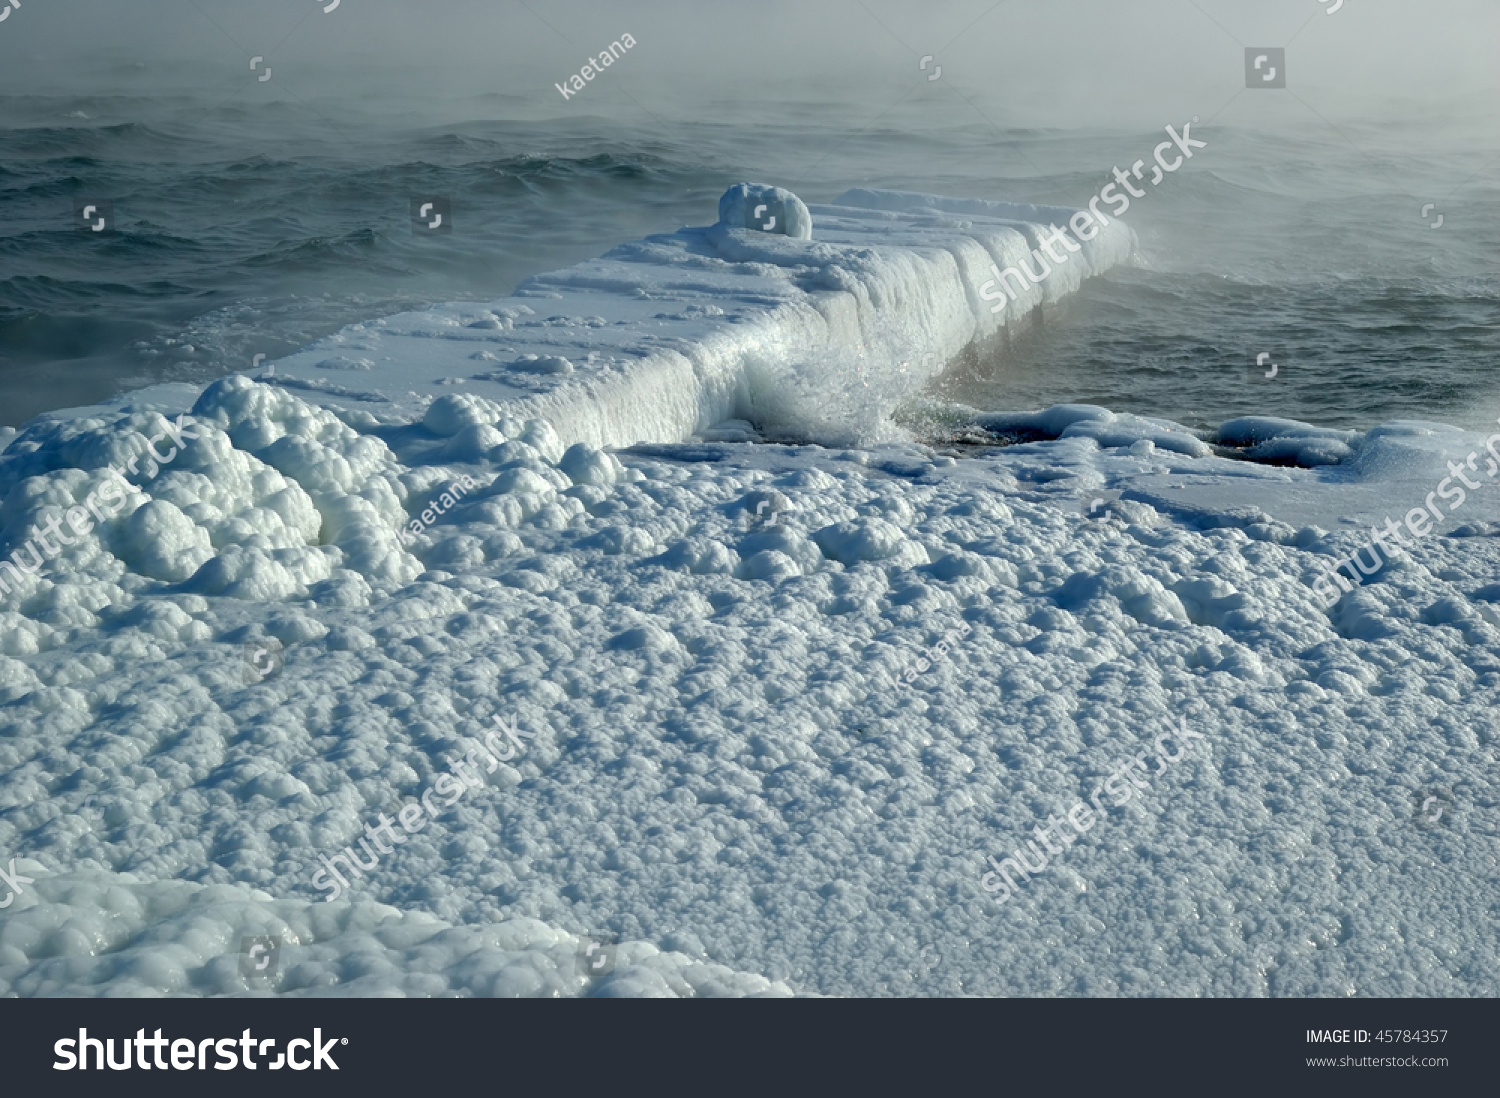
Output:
top-left (2, 88), bottom-right (1497, 433)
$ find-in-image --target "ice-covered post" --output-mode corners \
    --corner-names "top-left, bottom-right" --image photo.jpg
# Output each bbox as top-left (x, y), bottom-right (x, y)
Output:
top-left (718, 182), bottom-right (813, 240)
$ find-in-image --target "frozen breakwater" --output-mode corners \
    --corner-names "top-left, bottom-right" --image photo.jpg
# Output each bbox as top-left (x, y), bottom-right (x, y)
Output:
top-left (237, 183), bottom-right (1137, 450)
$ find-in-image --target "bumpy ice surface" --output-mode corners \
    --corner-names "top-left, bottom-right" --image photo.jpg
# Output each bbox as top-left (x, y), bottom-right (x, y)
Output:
top-left (2, 187), bottom-right (1496, 997)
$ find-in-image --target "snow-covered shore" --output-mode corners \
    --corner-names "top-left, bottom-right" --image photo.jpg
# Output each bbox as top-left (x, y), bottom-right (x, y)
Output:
top-left (1, 187), bottom-right (1497, 997)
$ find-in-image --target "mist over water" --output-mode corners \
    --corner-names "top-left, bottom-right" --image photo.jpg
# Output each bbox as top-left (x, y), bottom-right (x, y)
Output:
top-left (2, 0), bottom-right (1496, 431)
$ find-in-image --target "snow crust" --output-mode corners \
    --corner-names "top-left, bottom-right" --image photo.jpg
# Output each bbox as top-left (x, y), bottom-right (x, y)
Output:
top-left (0, 866), bottom-right (791, 997)
top-left (3, 373), bottom-right (1500, 995)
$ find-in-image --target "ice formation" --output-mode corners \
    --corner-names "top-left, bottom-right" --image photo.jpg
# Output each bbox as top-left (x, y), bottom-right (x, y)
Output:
top-left (2, 186), bottom-right (1497, 997)
top-left (0, 866), bottom-right (791, 997)
top-left (121, 184), bottom-right (1135, 452)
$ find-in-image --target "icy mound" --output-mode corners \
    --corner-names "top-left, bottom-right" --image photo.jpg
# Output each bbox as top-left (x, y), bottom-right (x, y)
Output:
top-left (0, 378), bottom-right (643, 623)
top-left (968, 406), bottom-right (1367, 466)
top-left (972, 404), bottom-right (1212, 458)
top-left (952, 406), bottom-right (1500, 535)
top-left (1214, 417), bottom-right (1358, 467)
top-left (718, 182), bottom-right (813, 240)
top-left (0, 866), bottom-right (793, 997)
top-left (175, 184), bottom-right (1135, 451)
